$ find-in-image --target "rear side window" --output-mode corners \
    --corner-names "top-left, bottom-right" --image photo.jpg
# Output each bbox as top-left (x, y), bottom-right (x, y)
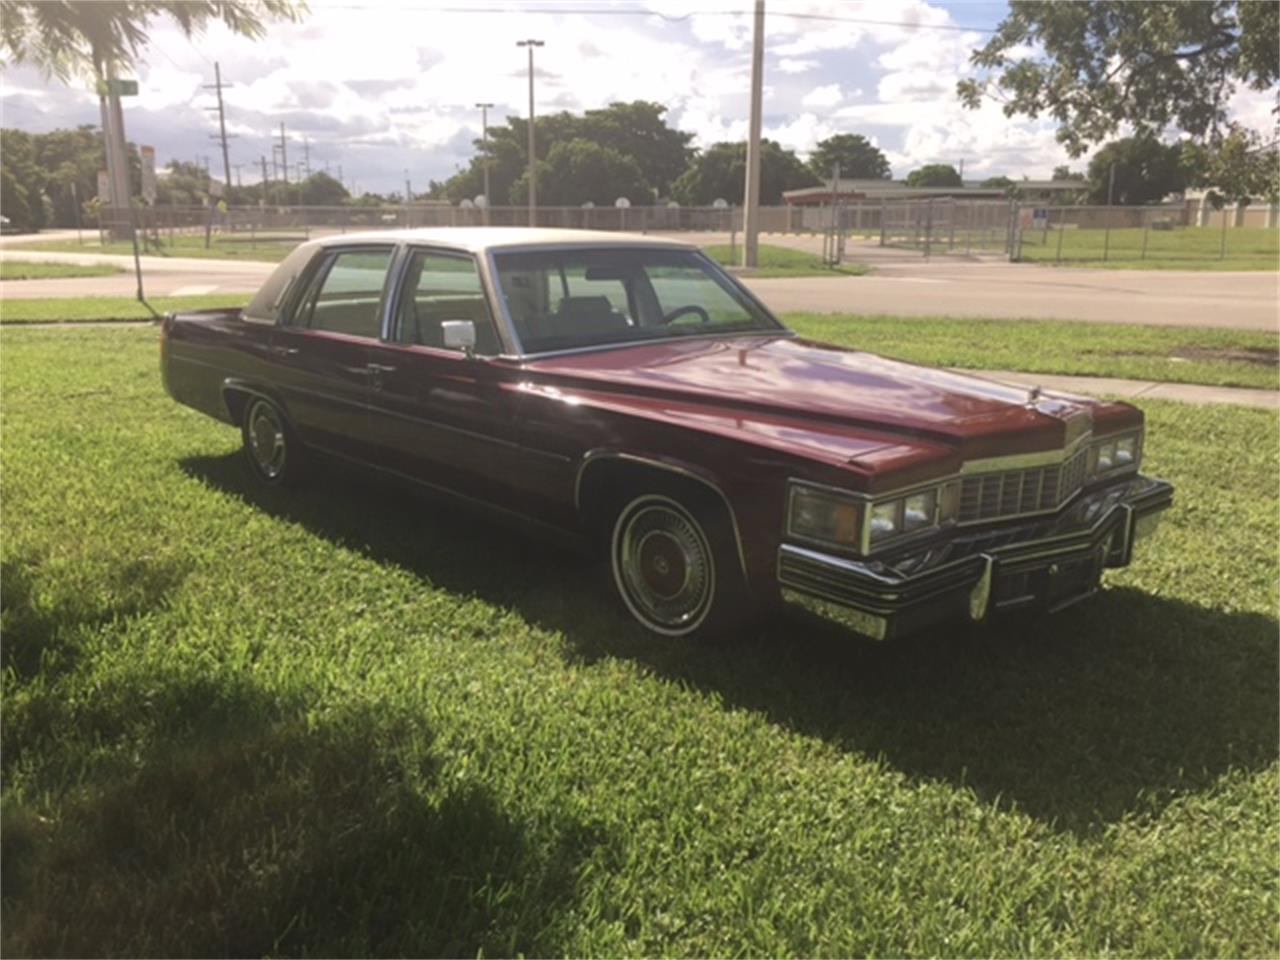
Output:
top-left (395, 251), bottom-right (499, 354)
top-left (244, 242), bottom-right (319, 324)
top-left (295, 248), bottom-right (393, 339)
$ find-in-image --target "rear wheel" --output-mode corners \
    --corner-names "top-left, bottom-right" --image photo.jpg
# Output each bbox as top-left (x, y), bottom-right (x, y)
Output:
top-left (609, 492), bottom-right (743, 639)
top-left (241, 397), bottom-right (304, 487)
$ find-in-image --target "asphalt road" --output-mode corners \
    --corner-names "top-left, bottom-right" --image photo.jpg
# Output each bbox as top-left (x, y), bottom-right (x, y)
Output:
top-left (2, 230), bottom-right (1276, 330)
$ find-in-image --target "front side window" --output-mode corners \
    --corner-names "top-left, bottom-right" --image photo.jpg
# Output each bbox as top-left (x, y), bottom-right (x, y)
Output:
top-left (395, 250), bottom-right (499, 354)
top-left (295, 247), bottom-right (393, 339)
top-left (492, 247), bottom-right (781, 354)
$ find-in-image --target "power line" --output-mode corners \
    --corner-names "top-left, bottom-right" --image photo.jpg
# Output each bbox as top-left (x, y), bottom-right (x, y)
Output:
top-left (315, 2), bottom-right (998, 33)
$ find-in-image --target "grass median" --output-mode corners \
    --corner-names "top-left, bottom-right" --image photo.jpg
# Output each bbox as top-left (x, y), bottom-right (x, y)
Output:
top-left (704, 242), bottom-right (870, 277)
top-left (0, 260), bottom-right (124, 281)
top-left (12, 234), bottom-right (298, 262)
top-left (785, 313), bottom-right (1279, 391)
top-left (2, 324), bottom-right (1276, 957)
top-left (1016, 226), bottom-right (1279, 271)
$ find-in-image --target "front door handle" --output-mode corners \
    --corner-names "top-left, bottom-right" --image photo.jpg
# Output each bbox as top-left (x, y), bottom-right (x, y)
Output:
top-left (272, 345), bottom-right (300, 357)
top-left (366, 362), bottom-right (396, 390)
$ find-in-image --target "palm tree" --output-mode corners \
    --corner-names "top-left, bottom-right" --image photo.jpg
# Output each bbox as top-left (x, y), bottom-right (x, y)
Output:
top-left (1, 1), bottom-right (303, 232)
top-left (1, 1), bottom-right (303, 82)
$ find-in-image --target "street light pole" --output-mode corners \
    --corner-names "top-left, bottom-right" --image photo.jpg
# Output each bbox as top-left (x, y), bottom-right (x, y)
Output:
top-left (516, 39), bottom-right (544, 227)
top-left (475, 101), bottom-right (495, 225)
top-left (742, 0), bottom-right (765, 268)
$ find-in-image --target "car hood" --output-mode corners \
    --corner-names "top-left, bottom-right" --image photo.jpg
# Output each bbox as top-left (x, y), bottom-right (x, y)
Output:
top-left (520, 335), bottom-right (1136, 473)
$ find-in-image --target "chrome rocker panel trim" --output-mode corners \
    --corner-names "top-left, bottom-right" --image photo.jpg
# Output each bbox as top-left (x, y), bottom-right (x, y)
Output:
top-left (778, 474), bottom-right (1173, 641)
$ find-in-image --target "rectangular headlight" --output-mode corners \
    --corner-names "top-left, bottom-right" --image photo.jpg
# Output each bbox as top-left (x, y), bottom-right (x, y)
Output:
top-left (1088, 430), bottom-right (1142, 478)
top-left (789, 485), bottom-right (862, 547)
top-left (903, 490), bottom-right (937, 531)
top-left (869, 500), bottom-right (901, 541)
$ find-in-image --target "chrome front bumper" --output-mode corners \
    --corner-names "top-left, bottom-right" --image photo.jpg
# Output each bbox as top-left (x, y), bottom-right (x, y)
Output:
top-left (778, 474), bottom-right (1174, 641)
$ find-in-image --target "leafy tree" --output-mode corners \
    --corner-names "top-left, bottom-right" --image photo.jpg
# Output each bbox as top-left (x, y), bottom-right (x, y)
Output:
top-left (905, 164), bottom-right (963, 188)
top-left (806, 134), bottom-right (890, 180)
top-left (1085, 137), bottom-right (1186, 204)
top-left (980, 175), bottom-right (1016, 189)
top-left (1182, 125), bottom-right (1280, 204)
top-left (1052, 165), bottom-right (1087, 181)
top-left (1, 166), bottom-right (33, 230)
top-left (441, 101), bottom-right (693, 206)
top-left (958, 1), bottom-right (1280, 156)
top-left (578, 102), bottom-right (693, 196)
top-left (671, 140), bottom-right (819, 205)
top-left (511, 139), bottom-right (652, 206)
top-left (297, 171), bottom-right (349, 206)
top-left (155, 160), bottom-right (211, 206)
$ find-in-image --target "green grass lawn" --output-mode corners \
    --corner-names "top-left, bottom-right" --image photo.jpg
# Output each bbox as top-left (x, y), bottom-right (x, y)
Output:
top-left (785, 313), bottom-right (1278, 390)
top-left (703, 243), bottom-right (870, 277)
top-left (1017, 226), bottom-right (1279, 271)
top-left (2, 326), bottom-right (1277, 957)
top-left (12, 234), bottom-right (298, 263)
top-left (0, 294), bottom-right (247, 323)
top-left (0, 260), bottom-right (124, 281)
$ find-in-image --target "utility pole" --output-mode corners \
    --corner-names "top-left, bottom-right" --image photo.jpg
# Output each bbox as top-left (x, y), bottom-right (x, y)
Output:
top-left (204, 62), bottom-right (234, 194)
top-left (517, 39), bottom-right (544, 226)
top-left (277, 123), bottom-right (291, 206)
top-left (232, 163), bottom-right (243, 187)
top-left (741, 0), bottom-right (765, 267)
top-left (475, 101), bottom-right (494, 224)
top-left (302, 136), bottom-right (311, 178)
top-left (260, 154), bottom-right (269, 204)
top-left (405, 169), bottom-right (413, 204)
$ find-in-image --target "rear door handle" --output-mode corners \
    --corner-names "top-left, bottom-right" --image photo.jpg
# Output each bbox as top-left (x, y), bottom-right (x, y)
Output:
top-left (367, 363), bottom-right (397, 373)
top-left (272, 345), bottom-right (300, 357)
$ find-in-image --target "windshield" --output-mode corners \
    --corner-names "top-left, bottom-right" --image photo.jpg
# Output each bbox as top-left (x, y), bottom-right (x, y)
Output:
top-left (491, 247), bottom-right (783, 354)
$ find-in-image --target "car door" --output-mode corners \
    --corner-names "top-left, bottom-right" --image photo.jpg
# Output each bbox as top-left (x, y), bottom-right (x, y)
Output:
top-left (269, 245), bottom-right (395, 462)
top-left (363, 246), bottom-right (569, 511)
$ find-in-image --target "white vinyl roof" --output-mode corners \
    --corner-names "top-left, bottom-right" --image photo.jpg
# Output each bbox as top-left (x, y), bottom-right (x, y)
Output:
top-left (311, 226), bottom-right (697, 253)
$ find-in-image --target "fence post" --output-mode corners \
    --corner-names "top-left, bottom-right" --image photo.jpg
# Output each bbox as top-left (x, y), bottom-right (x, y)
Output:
top-left (1055, 206), bottom-right (1066, 262)
top-left (1140, 210), bottom-right (1150, 260)
top-left (1102, 206), bottom-right (1113, 262)
top-left (923, 198), bottom-right (933, 259)
top-left (879, 202), bottom-right (887, 247)
top-left (1220, 203), bottom-right (1229, 259)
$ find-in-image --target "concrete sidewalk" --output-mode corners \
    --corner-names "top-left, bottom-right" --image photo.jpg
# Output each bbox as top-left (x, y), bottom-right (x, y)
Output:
top-left (961, 368), bottom-right (1278, 410)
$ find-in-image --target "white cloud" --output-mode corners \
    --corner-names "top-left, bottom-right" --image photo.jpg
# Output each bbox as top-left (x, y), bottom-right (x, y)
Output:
top-left (801, 83), bottom-right (843, 109)
top-left (2, 0), bottom-right (1270, 192)
top-left (777, 58), bottom-right (820, 74)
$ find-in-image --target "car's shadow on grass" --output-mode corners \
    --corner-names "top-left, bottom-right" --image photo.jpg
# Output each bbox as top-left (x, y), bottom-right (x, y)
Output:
top-left (2, 669), bottom-right (600, 957)
top-left (183, 452), bottom-right (1280, 836)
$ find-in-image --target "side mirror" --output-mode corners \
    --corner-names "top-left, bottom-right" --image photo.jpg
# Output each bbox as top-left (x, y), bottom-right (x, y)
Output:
top-left (441, 319), bottom-right (477, 358)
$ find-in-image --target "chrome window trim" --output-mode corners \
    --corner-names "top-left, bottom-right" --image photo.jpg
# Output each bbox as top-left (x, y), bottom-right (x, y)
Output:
top-left (384, 243), bottom-right (506, 355)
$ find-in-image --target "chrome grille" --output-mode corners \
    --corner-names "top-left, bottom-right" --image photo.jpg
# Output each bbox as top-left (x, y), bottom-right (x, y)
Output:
top-left (959, 448), bottom-right (1088, 523)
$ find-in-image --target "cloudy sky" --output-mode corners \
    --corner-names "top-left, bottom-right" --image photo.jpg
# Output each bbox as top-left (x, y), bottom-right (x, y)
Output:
top-left (1, 0), bottom-right (1274, 195)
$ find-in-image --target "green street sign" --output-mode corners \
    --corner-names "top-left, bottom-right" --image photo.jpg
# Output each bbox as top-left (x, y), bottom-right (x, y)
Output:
top-left (94, 78), bottom-right (139, 97)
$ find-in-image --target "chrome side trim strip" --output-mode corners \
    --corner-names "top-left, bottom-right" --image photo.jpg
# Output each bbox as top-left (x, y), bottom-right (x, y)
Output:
top-left (573, 449), bottom-right (749, 579)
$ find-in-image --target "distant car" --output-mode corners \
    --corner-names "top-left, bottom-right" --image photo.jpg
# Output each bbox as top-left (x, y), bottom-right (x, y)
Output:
top-left (0, 215), bottom-right (20, 235)
top-left (160, 228), bottom-right (1172, 640)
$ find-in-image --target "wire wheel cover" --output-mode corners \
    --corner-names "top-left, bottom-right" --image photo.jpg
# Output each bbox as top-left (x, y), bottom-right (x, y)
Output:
top-left (248, 403), bottom-right (286, 478)
top-left (616, 501), bottom-right (714, 631)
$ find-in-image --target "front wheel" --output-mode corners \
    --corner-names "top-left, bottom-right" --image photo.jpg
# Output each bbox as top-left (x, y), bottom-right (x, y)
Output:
top-left (241, 397), bottom-right (304, 487)
top-left (609, 493), bottom-right (742, 639)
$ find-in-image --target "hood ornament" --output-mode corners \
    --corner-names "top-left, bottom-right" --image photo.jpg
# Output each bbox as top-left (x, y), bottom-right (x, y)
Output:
top-left (1026, 385), bottom-right (1042, 404)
